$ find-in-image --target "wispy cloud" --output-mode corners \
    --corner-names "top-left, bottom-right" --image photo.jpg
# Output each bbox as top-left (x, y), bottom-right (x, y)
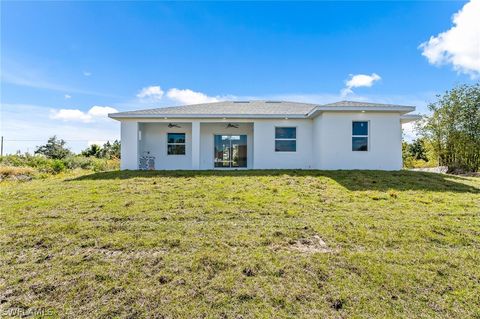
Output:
top-left (83, 71), bottom-right (92, 77)
top-left (1, 59), bottom-right (116, 97)
top-left (419, 0), bottom-right (480, 78)
top-left (64, 94), bottom-right (72, 99)
top-left (341, 73), bottom-right (381, 97)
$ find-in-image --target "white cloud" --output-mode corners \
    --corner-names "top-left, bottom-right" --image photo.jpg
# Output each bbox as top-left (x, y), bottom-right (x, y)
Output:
top-left (83, 71), bottom-right (92, 77)
top-left (137, 85), bottom-right (164, 100)
top-left (419, 0), bottom-right (480, 77)
top-left (64, 94), bottom-right (72, 99)
top-left (50, 105), bottom-right (118, 123)
top-left (1, 103), bottom-right (119, 154)
top-left (50, 109), bottom-right (91, 122)
top-left (133, 85), bottom-right (229, 105)
top-left (87, 105), bottom-right (118, 117)
top-left (341, 73), bottom-right (381, 97)
top-left (166, 88), bottom-right (221, 105)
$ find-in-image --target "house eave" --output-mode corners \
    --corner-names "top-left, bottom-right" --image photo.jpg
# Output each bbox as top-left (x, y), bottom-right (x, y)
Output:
top-left (109, 106), bottom-right (417, 121)
top-left (108, 113), bottom-right (309, 120)
top-left (400, 114), bottom-right (423, 124)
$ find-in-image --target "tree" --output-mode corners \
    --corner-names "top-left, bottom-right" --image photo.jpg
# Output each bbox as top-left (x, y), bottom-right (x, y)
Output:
top-left (34, 136), bottom-right (71, 159)
top-left (81, 144), bottom-right (102, 158)
top-left (110, 140), bottom-right (121, 159)
top-left (408, 138), bottom-right (429, 161)
top-left (81, 140), bottom-right (120, 159)
top-left (418, 83), bottom-right (480, 172)
top-left (99, 140), bottom-right (120, 159)
top-left (402, 141), bottom-right (415, 168)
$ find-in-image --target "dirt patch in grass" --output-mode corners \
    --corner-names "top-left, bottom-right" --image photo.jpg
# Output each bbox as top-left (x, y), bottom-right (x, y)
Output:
top-left (0, 166), bottom-right (35, 181)
top-left (289, 235), bottom-right (333, 253)
top-left (75, 247), bottom-right (168, 259)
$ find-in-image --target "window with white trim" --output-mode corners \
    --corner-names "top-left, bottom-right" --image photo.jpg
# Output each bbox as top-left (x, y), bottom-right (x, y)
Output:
top-left (275, 127), bottom-right (296, 152)
top-left (352, 121), bottom-right (368, 151)
top-left (167, 133), bottom-right (186, 155)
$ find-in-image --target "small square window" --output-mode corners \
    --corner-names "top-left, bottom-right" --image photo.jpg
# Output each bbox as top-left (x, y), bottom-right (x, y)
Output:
top-left (275, 127), bottom-right (296, 152)
top-left (352, 122), bottom-right (368, 136)
top-left (168, 133), bottom-right (186, 144)
top-left (167, 133), bottom-right (186, 155)
top-left (352, 137), bottom-right (368, 151)
top-left (275, 140), bottom-right (296, 152)
top-left (275, 127), bottom-right (296, 139)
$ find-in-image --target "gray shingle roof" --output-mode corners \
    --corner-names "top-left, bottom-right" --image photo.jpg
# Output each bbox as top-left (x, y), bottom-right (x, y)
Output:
top-left (109, 100), bottom-right (415, 119)
top-left (112, 100), bottom-right (317, 117)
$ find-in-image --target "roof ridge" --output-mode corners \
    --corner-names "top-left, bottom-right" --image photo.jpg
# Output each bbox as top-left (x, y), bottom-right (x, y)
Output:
top-left (109, 99), bottom-right (415, 119)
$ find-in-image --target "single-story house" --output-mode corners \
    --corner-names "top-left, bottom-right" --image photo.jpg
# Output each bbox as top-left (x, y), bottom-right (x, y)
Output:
top-left (109, 100), bottom-right (420, 170)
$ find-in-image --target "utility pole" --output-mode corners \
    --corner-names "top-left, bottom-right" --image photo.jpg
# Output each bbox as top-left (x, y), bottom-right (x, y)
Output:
top-left (0, 136), bottom-right (3, 157)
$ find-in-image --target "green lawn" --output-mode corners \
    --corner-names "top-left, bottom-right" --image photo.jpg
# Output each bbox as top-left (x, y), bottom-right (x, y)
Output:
top-left (1, 170), bottom-right (479, 318)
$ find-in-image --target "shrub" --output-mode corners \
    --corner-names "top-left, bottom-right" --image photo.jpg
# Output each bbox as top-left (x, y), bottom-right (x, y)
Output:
top-left (0, 154), bottom-right (120, 175)
top-left (50, 160), bottom-right (66, 174)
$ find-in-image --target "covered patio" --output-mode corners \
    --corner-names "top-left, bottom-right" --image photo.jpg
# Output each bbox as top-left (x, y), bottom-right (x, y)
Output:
top-left (121, 120), bottom-right (254, 170)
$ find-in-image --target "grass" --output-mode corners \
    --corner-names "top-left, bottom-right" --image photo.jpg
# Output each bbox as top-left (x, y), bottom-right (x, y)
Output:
top-left (1, 170), bottom-right (479, 318)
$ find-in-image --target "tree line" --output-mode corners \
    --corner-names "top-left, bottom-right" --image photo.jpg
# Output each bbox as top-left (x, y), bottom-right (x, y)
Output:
top-left (34, 136), bottom-right (120, 160)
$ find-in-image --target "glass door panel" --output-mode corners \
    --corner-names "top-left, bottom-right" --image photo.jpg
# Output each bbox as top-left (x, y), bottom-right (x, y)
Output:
top-left (214, 135), bottom-right (247, 168)
top-left (230, 135), bottom-right (247, 167)
top-left (214, 135), bottom-right (231, 168)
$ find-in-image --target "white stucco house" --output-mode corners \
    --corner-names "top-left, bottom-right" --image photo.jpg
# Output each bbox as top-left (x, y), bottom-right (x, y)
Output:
top-left (109, 100), bottom-right (420, 170)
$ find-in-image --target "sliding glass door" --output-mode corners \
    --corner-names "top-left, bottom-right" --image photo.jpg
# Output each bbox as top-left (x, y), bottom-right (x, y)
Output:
top-left (214, 135), bottom-right (247, 168)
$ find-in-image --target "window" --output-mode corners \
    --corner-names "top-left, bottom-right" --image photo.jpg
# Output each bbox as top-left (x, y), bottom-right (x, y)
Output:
top-left (352, 121), bottom-right (368, 151)
top-left (275, 127), bottom-right (296, 152)
top-left (167, 133), bottom-right (186, 155)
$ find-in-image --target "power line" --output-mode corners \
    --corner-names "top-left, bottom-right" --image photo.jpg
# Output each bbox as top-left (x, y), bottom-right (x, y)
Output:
top-left (3, 139), bottom-right (94, 142)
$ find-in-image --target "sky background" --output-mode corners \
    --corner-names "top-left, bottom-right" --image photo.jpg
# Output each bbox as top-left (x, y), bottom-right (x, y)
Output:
top-left (1, 1), bottom-right (479, 153)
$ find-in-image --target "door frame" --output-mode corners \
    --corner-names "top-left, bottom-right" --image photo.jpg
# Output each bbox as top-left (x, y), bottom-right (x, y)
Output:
top-left (213, 134), bottom-right (248, 169)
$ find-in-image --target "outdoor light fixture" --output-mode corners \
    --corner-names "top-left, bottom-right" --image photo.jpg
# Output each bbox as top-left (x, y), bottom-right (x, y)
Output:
top-left (168, 123), bottom-right (181, 128)
top-left (226, 123), bottom-right (239, 128)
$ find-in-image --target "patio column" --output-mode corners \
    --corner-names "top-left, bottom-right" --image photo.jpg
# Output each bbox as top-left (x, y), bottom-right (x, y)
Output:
top-left (191, 121), bottom-right (201, 169)
top-left (120, 121), bottom-right (139, 170)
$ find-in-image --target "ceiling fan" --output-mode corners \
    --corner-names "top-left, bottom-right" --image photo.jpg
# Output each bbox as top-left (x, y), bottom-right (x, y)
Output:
top-left (168, 123), bottom-right (181, 128)
top-left (226, 123), bottom-right (239, 129)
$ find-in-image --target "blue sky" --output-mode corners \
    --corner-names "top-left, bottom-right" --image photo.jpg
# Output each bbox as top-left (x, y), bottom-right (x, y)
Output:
top-left (1, 1), bottom-right (479, 153)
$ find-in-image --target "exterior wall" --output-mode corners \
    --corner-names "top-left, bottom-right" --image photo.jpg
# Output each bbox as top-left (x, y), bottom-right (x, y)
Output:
top-left (253, 119), bottom-right (313, 169)
top-left (120, 121), bottom-right (138, 170)
top-left (315, 112), bottom-right (402, 170)
top-left (138, 122), bottom-right (193, 170)
top-left (118, 113), bottom-right (403, 170)
top-left (199, 123), bottom-right (254, 169)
